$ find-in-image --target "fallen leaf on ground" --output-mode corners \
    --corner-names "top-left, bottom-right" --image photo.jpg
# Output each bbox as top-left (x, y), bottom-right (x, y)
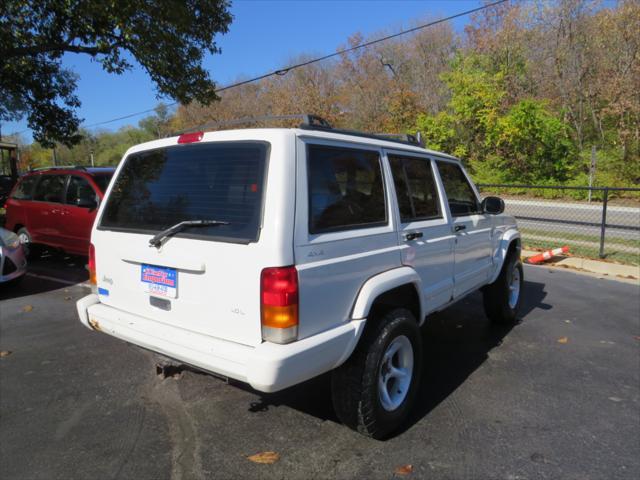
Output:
top-left (0, 351), bottom-right (12, 358)
top-left (633, 336), bottom-right (640, 341)
top-left (395, 464), bottom-right (413, 475)
top-left (557, 337), bottom-right (568, 344)
top-left (64, 296), bottom-right (72, 301)
top-left (247, 451), bottom-right (279, 464)
top-left (22, 305), bottom-right (33, 312)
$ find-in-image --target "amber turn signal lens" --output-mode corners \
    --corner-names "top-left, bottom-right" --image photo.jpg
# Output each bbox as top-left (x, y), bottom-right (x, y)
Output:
top-left (261, 304), bottom-right (298, 329)
top-left (88, 243), bottom-right (97, 285)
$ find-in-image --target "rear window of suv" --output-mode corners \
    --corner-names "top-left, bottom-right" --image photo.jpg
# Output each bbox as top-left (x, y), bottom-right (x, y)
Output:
top-left (99, 142), bottom-right (268, 243)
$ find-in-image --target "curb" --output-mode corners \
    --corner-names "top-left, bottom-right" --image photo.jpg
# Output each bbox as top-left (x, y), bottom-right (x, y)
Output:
top-left (522, 249), bottom-right (639, 282)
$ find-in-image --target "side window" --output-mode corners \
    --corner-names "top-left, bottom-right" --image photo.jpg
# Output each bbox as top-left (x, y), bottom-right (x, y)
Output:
top-left (436, 162), bottom-right (481, 216)
top-left (10, 176), bottom-right (38, 200)
top-left (33, 175), bottom-right (66, 203)
top-left (307, 145), bottom-right (386, 234)
top-left (66, 176), bottom-right (97, 205)
top-left (389, 155), bottom-right (441, 222)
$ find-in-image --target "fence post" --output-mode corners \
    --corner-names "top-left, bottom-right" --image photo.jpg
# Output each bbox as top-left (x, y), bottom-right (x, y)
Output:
top-left (599, 187), bottom-right (609, 258)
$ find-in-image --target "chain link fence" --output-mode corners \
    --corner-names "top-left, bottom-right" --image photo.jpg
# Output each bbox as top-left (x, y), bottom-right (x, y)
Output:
top-left (477, 184), bottom-right (640, 266)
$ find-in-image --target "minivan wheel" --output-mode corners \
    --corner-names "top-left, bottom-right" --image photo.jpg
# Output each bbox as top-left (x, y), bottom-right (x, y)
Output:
top-left (16, 227), bottom-right (36, 257)
top-left (483, 253), bottom-right (523, 325)
top-left (331, 308), bottom-right (422, 439)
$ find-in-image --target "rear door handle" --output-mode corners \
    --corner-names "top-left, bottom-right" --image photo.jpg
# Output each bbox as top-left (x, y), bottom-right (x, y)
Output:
top-left (454, 224), bottom-right (466, 232)
top-left (404, 232), bottom-right (424, 241)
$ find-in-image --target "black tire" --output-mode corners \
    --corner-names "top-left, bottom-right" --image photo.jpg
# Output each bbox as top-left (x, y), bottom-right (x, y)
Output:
top-left (331, 308), bottom-right (422, 439)
top-left (483, 252), bottom-right (523, 324)
top-left (16, 227), bottom-right (36, 258)
top-left (4, 274), bottom-right (24, 288)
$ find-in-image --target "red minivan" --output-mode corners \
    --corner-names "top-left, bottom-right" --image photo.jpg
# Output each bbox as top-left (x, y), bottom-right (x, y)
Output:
top-left (4, 167), bottom-right (115, 256)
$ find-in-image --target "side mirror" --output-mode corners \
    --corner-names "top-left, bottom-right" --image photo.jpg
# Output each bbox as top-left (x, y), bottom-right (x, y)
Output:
top-left (76, 197), bottom-right (97, 209)
top-left (481, 196), bottom-right (505, 215)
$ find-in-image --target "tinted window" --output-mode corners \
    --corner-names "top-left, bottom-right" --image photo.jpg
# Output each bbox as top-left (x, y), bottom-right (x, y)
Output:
top-left (33, 175), bottom-right (66, 203)
top-left (10, 176), bottom-right (37, 200)
top-left (93, 174), bottom-right (113, 193)
top-left (100, 142), bottom-right (268, 243)
top-left (308, 145), bottom-right (386, 233)
top-left (389, 156), bottom-right (441, 222)
top-left (66, 176), bottom-right (97, 205)
top-left (437, 162), bottom-right (481, 216)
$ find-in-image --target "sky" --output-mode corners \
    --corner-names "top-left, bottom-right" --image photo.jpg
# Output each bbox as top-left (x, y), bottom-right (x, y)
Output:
top-left (4, 0), bottom-right (485, 142)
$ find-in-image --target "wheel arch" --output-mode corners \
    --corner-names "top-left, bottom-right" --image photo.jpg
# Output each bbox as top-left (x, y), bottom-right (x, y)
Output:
top-left (351, 267), bottom-right (424, 324)
top-left (489, 229), bottom-right (521, 284)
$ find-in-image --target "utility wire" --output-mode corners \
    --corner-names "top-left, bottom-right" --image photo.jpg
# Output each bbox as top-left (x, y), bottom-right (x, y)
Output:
top-left (10, 0), bottom-right (508, 135)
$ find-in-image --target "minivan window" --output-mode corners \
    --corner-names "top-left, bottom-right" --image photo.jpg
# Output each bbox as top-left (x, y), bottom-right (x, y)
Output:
top-left (93, 174), bottom-right (113, 193)
top-left (389, 155), bottom-right (441, 222)
top-left (100, 142), bottom-right (268, 243)
top-left (33, 175), bottom-right (66, 203)
top-left (66, 176), bottom-right (97, 205)
top-left (307, 145), bottom-right (386, 234)
top-left (10, 176), bottom-right (38, 200)
top-left (437, 161), bottom-right (481, 216)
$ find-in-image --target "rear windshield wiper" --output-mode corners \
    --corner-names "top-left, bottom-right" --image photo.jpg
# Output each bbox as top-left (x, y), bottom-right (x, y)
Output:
top-left (149, 220), bottom-right (230, 247)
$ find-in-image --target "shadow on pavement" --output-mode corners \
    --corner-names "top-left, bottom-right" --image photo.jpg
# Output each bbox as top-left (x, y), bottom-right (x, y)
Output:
top-left (0, 248), bottom-right (88, 301)
top-left (247, 279), bottom-right (551, 436)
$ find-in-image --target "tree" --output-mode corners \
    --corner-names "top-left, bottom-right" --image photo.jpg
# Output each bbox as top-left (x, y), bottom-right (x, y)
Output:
top-left (0, 0), bottom-right (232, 146)
top-left (138, 103), bottom-right (174, 139)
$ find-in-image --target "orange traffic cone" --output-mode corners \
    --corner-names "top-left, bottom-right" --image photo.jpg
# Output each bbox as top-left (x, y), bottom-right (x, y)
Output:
top-left (525, 246), bottom-right (570, 265)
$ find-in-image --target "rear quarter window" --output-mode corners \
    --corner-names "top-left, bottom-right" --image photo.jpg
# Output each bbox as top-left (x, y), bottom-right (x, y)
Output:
top-left (10, 176), bottom-right (38, 200)
top-left (99, 142), bottom-right (268, 243)
top-left (307, 144), bottom-right (386, 234)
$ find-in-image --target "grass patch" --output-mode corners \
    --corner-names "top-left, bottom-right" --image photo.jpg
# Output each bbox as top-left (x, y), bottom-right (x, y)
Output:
top-left (521, 232), bottom-right (639, 266)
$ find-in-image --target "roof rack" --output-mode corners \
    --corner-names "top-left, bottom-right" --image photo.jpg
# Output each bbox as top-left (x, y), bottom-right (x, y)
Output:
top-left (299, 123), bottom-right (425, 148)
top-left (175, 114), bottom-right (331, 135)
top-left (28, 165), bottom-right (88, 172)
top-left (175, 113), bottom-right (425, 148)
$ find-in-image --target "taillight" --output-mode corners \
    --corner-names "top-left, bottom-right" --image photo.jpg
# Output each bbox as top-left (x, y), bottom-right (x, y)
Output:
top-left (88, 243), bottom-right (97, 286)
top-left (177, 131), bottom-right (204, 144)
top-left (261, 266), bottom-right (298, 344)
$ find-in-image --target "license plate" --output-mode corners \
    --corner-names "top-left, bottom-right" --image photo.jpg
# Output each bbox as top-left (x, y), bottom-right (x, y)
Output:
top-left (141, 264), bottom-right (177, 298)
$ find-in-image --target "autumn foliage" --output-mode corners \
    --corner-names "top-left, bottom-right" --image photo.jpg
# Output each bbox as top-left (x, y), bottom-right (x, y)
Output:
top-left (13, 0), bottom-right (640, 187)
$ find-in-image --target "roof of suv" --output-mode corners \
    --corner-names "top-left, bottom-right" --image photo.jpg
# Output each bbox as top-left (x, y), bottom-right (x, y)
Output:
top-left (123, 128), bottom-right (460, 162)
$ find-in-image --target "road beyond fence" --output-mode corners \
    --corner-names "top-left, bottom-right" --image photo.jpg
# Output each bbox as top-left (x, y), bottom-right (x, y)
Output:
top-left (477, 184), bottom-right (640, 266)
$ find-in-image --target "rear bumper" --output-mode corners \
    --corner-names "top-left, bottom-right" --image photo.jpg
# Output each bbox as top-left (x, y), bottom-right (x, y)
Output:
top-left (76, 294), bottom-right (365, 392)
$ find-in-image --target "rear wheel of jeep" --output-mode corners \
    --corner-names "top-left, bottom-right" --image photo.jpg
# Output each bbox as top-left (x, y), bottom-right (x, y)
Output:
top-left (331, 308), bottom-right (422, 439)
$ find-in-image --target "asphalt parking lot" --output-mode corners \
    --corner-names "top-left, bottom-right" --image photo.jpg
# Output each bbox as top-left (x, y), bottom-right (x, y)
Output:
top-left (1, 254), bottom-right (639, 480)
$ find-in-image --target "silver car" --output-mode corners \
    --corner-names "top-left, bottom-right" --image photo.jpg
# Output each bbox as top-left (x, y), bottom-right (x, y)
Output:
top-left (0, 227), bottom-right (27, 285)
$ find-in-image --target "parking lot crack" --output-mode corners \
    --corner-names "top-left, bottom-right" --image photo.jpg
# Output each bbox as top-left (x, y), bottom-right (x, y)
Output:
top-left (141, 354), bottom-right (205, 480)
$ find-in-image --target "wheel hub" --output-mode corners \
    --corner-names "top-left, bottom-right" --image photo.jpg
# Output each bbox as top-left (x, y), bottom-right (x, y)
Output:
top-left (378, 335), bottom-right (414, 412)
top-left (508, 263), bottom-right (521, 310)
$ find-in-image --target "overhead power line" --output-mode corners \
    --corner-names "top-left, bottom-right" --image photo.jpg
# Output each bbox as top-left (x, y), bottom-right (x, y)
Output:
top-left (10, 0), bottom-right (508, 135)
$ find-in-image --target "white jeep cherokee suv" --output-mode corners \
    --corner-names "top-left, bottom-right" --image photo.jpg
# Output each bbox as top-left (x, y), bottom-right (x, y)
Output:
top-left (77, 117), bottom-right (522, 439)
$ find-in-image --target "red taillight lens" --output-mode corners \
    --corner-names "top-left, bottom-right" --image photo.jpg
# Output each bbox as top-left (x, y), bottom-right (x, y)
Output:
top-left (88, 243), bottom-right (96, 285)
top-left (261, 266), bottom-right (298, 343)
top-left (177, 131), bottom-right (204, 144)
